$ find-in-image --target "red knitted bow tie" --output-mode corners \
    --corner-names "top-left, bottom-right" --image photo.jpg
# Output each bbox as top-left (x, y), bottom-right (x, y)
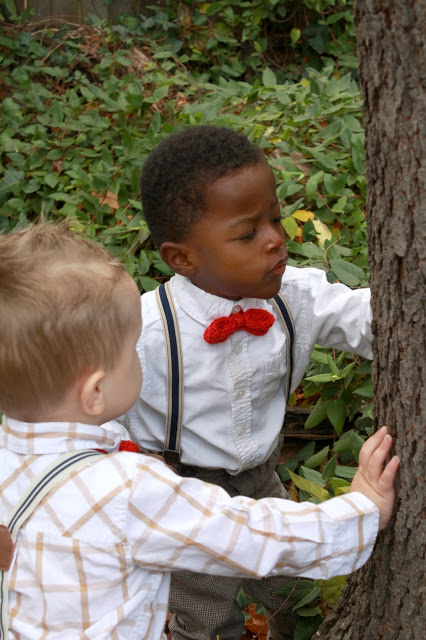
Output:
top-left (204, 309), bottom-right (275, 344)
top-left (96, 440), bottom-right (140, 455)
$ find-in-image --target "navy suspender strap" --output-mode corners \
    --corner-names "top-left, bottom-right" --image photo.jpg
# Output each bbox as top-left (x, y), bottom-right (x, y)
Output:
top-left (0, 449), bottom-right (104, 640)
top-left (155, 282), bottom-right (184, 464)
top-left (271, 292), bottom-right (296, 403)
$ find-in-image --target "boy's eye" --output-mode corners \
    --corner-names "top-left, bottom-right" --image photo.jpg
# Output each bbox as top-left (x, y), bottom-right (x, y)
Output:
top-left (273, 215), bottom-right (283, 224)
top-left (239, 229), bottom-right (256, 242)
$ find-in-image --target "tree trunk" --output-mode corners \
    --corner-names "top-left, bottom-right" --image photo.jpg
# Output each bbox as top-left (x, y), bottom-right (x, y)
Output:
top-left (314, 1), bottom-right (426, 639)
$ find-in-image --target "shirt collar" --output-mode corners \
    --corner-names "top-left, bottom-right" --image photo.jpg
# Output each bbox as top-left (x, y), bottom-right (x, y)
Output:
top-left (171, 274), bottom-right (269, 325)
top-left (0, 415), bottom-right (123, 455)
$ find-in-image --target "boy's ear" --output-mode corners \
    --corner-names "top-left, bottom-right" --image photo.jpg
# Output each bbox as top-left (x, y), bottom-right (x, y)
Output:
top-left (160, 242), bottom-right (197, 277)
top-left (80, 370), bottom-right (106, 417)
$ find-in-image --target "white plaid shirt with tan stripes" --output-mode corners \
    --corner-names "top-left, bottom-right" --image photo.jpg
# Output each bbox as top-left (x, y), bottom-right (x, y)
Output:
top-left (1, 416), bottom-right (379, 640)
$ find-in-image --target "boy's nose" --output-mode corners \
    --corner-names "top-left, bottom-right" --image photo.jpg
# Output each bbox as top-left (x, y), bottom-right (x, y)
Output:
top-left (266, 226), bottom-right (286, 252)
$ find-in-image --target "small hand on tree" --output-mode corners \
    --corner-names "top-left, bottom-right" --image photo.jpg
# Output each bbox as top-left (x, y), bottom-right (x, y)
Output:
top-left (351, 426), bottom-right (399, 530)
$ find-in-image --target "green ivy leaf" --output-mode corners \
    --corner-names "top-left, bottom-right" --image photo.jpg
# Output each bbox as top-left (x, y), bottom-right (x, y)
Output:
top-left (262, 67), bottom-right (277, 86)
top-left (304, 446), bottom-right (329, 470)
top-left (310, 349), bottom-right (329, 365)
top-left (349, 430), bottom-right (365, 462)
top-left (293, 585), bottom-right (321, 610)
top-left (305, 399), bottom-right (330, 429)
top-left (340, 361), bottom-right (357, 379)
top-left (300, 466), bottom-right (326, 486)
top-left (327, 398), bottom-right (346, 434)
top-left (306, 170), bottom-right (324, 202)
top-left (329, 259), bottom-right (365, 286)
top-left (326, 355), bottom-right (340, 375)
top-left (353, 379), bottom-right (374, 398)
top-left (294, 614), bottom-right (323, 640)
top-left (282, 216), bottom-right (299, 240)
top-left (153, 258), bottom-right (174, 276)
top-left (153, 85), bottom-right (169, 101)
top-left (289, 471), bottom-right (329, 501)
top-left (296, 441), bottom-right (317, 462)
top-left (305, 373), bottom-right (340, 383)
top-left (335, 465), bottom-right (357, 480)
top-left (355, 360), bottom-right (371, 375)
top-left (276, 458), bottom-right (299, 482)
top-left (330, 477), bottom-right (351, 491)
top-left (140, 276), bottom-right (160, 292)
top-left (319, 575), bottom-right (347, 605)
top-left (3, 0), bottom-right (17, 16)
top-left (321, 454), bottom-right (337, 482)
top-left (296, 242), bottom-right (324, 260)
top-left (351, 135), bottom-right (365, 173)
top-left (0, 168), bottom-right (24, 197)
top-left (44, 173), bottom-right (60, 189)
top-left (276, 578), bottom-right (317, 601)
top-left (290, 28), bottom-right (301, 46)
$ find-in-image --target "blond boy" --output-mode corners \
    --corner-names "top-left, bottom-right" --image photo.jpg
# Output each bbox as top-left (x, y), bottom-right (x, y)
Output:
top-left (0, 223), bottom-right (398, 640)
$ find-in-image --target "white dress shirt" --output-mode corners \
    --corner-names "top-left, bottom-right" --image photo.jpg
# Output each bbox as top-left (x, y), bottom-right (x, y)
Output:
top-left (126, 266), bottom-right (372, 473)
top-left (1, 416), bottom-right (378, 640)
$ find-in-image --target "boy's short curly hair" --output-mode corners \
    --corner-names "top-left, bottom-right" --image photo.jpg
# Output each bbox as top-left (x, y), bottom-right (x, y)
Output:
top-left (0, 223), bottom-right (133, 420)
top-left (140, 125), bottom-right (266, 248)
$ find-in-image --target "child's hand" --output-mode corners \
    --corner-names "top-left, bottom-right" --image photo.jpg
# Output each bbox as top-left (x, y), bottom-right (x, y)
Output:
top-left (350, 426), bottom-right (399, 530)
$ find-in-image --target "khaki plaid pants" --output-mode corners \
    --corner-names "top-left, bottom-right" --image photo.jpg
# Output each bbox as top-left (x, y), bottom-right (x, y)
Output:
top-left (168, 435), bottom-right (296, 640)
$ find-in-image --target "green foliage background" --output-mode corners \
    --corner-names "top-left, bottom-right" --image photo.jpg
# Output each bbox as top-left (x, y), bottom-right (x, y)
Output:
top-left (0, 2), bottom-right (373, 634)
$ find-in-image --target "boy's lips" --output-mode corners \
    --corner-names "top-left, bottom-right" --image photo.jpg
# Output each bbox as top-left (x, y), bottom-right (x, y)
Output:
top-left (268, 258), bottom-right (287, 276)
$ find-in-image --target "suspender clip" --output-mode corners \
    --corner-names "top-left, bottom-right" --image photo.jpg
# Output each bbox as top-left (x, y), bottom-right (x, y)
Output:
top-left (163, 450), bottom-right (181, 465)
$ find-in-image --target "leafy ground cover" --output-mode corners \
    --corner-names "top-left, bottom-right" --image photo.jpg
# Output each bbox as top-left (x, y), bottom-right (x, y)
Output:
top-left (0, 3), bottom-right (371, 636)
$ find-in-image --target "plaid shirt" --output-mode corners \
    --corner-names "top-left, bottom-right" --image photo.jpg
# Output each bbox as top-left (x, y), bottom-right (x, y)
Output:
top-left (1, 416), bottom-right (379, 640)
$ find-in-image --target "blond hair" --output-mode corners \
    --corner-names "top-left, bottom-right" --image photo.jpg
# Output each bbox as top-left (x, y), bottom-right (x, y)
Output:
top-left (0, 222), bottom-right (134, 419)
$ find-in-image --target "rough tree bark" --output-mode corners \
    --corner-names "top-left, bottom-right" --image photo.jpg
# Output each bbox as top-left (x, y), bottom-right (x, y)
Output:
top-left (314, 1), bottom-right (426, 639)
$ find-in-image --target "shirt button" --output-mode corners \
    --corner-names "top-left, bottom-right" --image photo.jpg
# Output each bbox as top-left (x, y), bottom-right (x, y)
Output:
top-left (232, 304), bottom-right (242, 314)
top-left (239, 427), bottom-right (245, 436)
top-left (233, 344), bottom-right (242, 355)
top-left (236, 388), bottom-right (245, 399)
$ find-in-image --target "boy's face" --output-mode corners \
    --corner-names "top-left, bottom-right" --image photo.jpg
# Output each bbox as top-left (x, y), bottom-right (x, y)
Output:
top-left (184, 161), bottom-right (287, 300)
top-left (100, 275), bottom-right (142, 423)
